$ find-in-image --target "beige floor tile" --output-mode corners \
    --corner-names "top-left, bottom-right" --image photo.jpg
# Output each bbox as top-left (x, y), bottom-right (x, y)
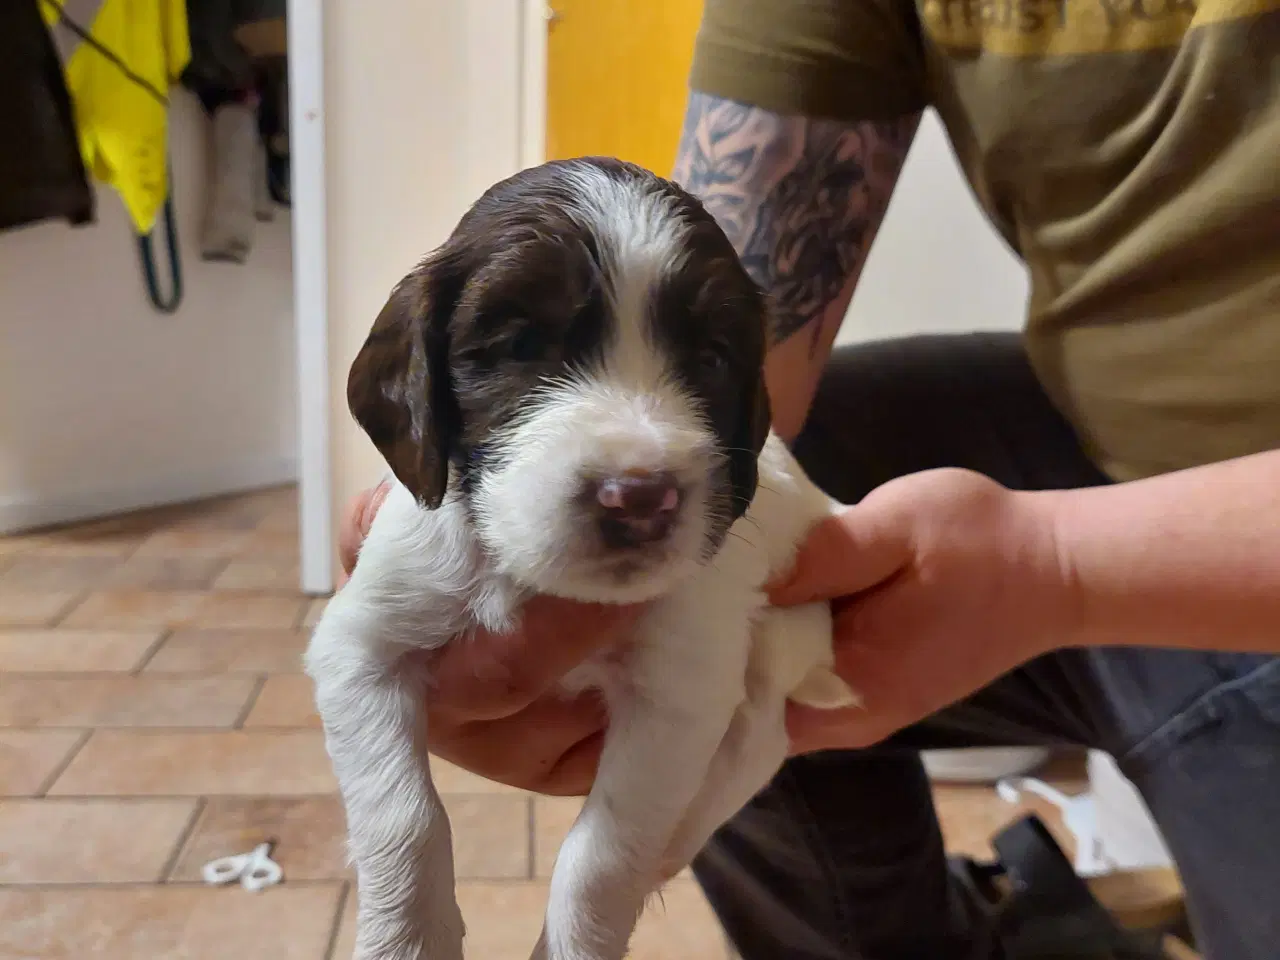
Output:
top-left (446, 794), bottom-right (532, 879)
top-left (332, 885), bottom-right (585, 960)
top-left (1033, 748), bottom-right (1090, 790)
top-left (63, 589), bottom-right (306, 630)
top-left (61, 589), bottom-right (208, 628)
top-left (301, 597), bottom-right (329, 629)
top-left (0, 673), bottom-right (259, 728)
top-left (631, 881), bottom-right (729, 960)
top-left (210, 485), bottom-right (295, 519)
top-left (0, 555), bottom-right (119, 591)
top-left (214, 557), bottom-right (301, 592)
top-left (244, 528), bottom-right (303, 558)
top-left (18, 509), bottom-right (160, 552)
top-left (189, 591), bottom-right (308, 629)
top-left (0, 589), bottom-right (80, 627)
top-left (433, 758), bottom-right (526, 796)
top-left (133, 528), bottom-right (253, 557)
top-left (0, 731), bottom-right (84, 796)
top-left (254, 485), bottom-right (300, 509)
top-left (144, 628), bottom-right (308, 672)
top-left (169, 793), bottom-right (533, 886)
top-left (163, 492), bottom-right (283, 533)
top-left (162, 509), bottom-right (266, 535)
top-left (336, 881), bottom-right (727, 960)
top-left (243, 675), bottom-right (319, 728)
top-left (329, 886), bottom-right (360, 960)
top-left (532, 796), bottom-right (580, 879)
top-left (20, 524), bottom-right (147, 558)
top-left (0, 883), bottom-right (344, 960)
top-left (49, 730), bottom-right (338, 796)
top-left (256, 504), bottom-right (301, 533)
top-left (451, 883), bottom-right (553, 960)
top-left (0, 538), bottom-right (32, 558)
top-left (104, 554), bottom-right (228, 589)
top-left (935, 784), bottom-right (1017, 859)
top-left (0, 629), bottom-right (161, 672)
top-left (0, 798), bottom-right (196, 883)
top-left (168, 796), bottom-right (350, 882)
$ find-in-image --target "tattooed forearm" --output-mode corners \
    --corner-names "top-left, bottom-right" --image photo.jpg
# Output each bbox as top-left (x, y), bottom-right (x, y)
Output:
top-left (673, 92), bottom-right (920, 349)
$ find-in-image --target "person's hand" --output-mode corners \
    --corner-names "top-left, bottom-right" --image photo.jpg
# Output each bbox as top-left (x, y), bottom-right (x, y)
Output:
top-left (769, 468), bottom-right (1075, 753)
top-left (336, 481), bottom-right (642, 795)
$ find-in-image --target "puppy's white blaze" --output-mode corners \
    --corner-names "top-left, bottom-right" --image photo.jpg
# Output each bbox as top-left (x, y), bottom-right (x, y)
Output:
top-left (561, 161), bottom-right (689, 280)
top-left (563, 161), bottom-right (689, 382)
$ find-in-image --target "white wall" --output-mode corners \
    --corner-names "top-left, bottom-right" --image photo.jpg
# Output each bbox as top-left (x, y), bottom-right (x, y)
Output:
top-left (0, 92), bottom-right (298, 534)
top-left (321, 0), bottom-right (525, 583)
top-left (838, 111), bottom-right (1028, 345)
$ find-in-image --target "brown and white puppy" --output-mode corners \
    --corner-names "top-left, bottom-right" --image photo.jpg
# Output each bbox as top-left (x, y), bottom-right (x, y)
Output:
top-left (305, 157), bottom-right (857, 960)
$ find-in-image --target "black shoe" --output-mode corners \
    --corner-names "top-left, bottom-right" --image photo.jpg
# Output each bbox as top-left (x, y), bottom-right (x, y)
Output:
top-left (948, 815), bottom-right (1170, 959)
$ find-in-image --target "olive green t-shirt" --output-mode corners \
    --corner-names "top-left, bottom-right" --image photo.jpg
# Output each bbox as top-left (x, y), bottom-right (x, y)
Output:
top-left (690, 0), bottom-right (1280, 481)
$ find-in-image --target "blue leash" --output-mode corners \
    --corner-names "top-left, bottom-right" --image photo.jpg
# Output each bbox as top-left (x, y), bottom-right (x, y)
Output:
top-left (136, 173), bottom-right (183, 314)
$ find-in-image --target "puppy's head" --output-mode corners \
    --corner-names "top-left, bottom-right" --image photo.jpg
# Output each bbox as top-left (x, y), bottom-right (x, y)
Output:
top-left (348, 157), bottom-right (771, 603)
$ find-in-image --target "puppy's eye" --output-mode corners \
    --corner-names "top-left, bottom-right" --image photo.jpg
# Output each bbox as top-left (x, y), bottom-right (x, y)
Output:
top-left (509, 325), bottom-right (548, 363)
top-left (699, 340), bottom-right (732, 373)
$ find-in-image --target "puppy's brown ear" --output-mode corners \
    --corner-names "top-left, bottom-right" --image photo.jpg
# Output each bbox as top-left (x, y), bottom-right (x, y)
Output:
top-left (347, 258), bottom-right (460, 508)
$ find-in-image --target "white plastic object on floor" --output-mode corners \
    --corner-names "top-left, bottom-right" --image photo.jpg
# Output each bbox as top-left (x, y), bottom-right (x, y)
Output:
top-left (1086, 750), bottom-right (1175, 871)
top-left (995, 776), bottom-right (1116, 878)
top-left (922, 746), bottom-right (1051, 783)
top-left (201, 840), bottom-right (284, 892)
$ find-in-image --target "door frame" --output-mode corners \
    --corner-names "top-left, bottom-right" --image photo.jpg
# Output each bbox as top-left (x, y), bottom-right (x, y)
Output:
top-left (289, 0), bottom-right (541, 596)
top-left (288, 0), bottom-right (334, 596)
top-left (520, 0), bottom-right (549, 169)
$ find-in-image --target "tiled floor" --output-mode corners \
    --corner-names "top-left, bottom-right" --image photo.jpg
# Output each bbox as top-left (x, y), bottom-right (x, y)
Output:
top-left (0, 486), bottom-right (1086, 959)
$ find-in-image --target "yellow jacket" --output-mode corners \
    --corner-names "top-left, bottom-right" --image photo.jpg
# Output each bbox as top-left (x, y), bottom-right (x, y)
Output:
top-left (41, 0), bottom-right (191, 235)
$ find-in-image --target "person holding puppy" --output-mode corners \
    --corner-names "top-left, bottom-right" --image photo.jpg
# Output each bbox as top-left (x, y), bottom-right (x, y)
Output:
top-left (340, 1), bottom-right (1280, 956)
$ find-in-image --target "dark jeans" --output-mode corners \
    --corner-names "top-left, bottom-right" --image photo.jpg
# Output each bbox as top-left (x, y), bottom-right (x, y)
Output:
top-left (690, 333), bottom-right (1280, 960)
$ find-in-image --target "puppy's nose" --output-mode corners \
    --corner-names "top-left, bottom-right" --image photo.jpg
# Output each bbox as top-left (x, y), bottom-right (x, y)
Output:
top-left (590, 472), bottom-right (682, 548)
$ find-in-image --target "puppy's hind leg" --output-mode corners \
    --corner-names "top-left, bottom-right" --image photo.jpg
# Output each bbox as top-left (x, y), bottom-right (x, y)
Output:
top-left (306, 607), bottom-right (464, 960)
top-left (538, 697), bottom-right (734, 960)
top-left (659, 601), bottom-right (858, 878)
top-left (656, 693), bottom-right (789, 881)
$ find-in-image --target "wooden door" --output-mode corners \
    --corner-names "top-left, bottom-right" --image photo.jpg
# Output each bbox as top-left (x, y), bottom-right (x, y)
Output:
top-left (545, 0), bottom-right (705, 177)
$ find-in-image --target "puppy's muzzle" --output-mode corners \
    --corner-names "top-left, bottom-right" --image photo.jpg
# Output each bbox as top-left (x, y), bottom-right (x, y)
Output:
top-left (587, 470), bottom-right (683, 549)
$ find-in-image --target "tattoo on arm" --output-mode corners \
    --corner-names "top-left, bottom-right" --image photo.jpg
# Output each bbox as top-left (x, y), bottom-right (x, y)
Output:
top-left (673, 92), bottom-right (920, 350)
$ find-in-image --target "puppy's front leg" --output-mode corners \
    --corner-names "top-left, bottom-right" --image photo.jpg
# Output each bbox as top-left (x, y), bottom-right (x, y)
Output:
top-left (307, 613), bottom-right (463, 960)
top-left (538, 610), bottom-right (746, 960)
